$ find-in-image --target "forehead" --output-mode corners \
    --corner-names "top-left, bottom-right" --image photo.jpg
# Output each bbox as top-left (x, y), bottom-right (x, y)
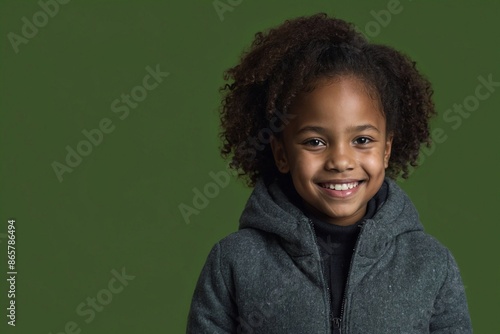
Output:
top-left (287, 76), bottom-right (385, 131)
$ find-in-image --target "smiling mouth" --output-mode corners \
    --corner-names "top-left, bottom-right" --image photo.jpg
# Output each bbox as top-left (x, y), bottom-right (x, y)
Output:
top-left (318, 181), bottom-right (362, 191)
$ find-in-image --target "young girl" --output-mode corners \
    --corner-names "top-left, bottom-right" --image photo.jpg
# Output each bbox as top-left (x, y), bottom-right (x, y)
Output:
top-left (187, 13), bottom-right (472, 333)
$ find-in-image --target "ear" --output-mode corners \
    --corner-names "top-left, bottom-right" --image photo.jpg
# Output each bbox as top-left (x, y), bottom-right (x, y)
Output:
top-left (384, 132), bottom-right (393, 169)
top-left (270, 134), bottom-right (290, 173)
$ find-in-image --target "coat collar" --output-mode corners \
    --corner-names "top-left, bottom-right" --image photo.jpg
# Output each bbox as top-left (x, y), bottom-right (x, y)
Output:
top-left (239, 177), bottom-right (424, 258)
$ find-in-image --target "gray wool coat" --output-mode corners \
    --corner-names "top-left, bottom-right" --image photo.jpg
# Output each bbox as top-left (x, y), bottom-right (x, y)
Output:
top-left (186, 177), bottom-right (472, 333)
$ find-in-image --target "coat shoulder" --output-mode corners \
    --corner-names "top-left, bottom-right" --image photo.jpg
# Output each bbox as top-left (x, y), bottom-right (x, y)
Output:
top-left (217, 228), bottom-right (282, 261)
top-left (403, 230), bottom-right (450, 259)
top-left (396, 230), bottom-right (455, 281)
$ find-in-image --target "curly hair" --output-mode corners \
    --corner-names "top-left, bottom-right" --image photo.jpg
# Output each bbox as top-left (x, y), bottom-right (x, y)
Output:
top-left (219, 13), bottom-right (435, 187)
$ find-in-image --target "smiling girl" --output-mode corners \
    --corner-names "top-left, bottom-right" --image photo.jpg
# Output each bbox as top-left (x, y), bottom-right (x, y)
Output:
top-left (187, 13), bottom-right (472, 333)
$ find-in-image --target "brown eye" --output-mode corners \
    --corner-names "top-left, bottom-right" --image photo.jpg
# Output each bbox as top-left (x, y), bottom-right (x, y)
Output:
top-left (303, 139), bottom-right (325, 147)
top-left (354, 137), bottom-right (372, 145)
top-left (309, 139), bottom-right (321, 146)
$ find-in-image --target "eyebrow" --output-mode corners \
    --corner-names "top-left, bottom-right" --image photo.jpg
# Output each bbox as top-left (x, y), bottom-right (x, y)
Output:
top-left (296, 124), bottom-right (380, 135)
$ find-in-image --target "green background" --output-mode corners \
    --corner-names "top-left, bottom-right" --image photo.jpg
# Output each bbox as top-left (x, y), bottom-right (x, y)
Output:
top-left (1, 0), bottom-right (498, 333)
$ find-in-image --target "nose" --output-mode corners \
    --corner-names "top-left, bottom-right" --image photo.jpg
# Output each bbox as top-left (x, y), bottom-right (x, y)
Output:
top-left (324, 143), bottom-right (355, 172)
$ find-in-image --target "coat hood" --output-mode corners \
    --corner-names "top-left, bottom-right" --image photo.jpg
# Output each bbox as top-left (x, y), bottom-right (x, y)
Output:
top-left (238, 177), bottom-right (424, 259)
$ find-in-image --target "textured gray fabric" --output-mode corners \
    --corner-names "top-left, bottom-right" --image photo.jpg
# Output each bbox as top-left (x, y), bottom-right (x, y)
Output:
top-left (187, 177), bottom-right (472, 333)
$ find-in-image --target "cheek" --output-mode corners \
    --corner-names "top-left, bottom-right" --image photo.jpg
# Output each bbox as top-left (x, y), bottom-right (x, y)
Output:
top-left (359, 150), bottom-right (387, 174)
top-left (290, 154), bottom-right (320, 177)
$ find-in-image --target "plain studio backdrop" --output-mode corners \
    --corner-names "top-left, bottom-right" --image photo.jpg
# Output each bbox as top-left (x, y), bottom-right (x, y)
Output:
top-left (0, 0), bottom-right (498, 333)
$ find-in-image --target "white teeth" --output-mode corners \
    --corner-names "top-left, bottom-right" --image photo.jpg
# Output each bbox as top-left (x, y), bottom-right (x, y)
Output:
top-left (322, 182), bottom-right (359, 190)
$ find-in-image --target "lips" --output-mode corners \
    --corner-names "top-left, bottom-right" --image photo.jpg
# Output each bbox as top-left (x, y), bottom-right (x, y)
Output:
top-left (317, 180), bottom-right (364, 198)
top-left (319, 181), bottom-right (359, 191)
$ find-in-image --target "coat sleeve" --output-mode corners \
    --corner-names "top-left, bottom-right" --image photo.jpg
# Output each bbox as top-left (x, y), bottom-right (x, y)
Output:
top-left (429, 249), bottom-right (473, 333)
top-left (186, 242), bottom-right (238, 334)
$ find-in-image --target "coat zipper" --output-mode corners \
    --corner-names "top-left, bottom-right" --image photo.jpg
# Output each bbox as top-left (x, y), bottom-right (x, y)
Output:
top-left (306, 219), bottom-right (336, 333)
top-left (307, 218), bottom-right (368, 333)
top-left (334, 219), bottom-right (367, 334)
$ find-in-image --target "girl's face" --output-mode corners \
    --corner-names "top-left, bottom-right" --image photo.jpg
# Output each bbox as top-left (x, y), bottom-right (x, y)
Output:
top-left (271, 76), bottom-right (392, 226)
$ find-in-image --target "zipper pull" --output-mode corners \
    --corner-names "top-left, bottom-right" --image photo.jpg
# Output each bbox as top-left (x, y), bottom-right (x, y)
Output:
top-left (332, 317), bottom-right (341, 332)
